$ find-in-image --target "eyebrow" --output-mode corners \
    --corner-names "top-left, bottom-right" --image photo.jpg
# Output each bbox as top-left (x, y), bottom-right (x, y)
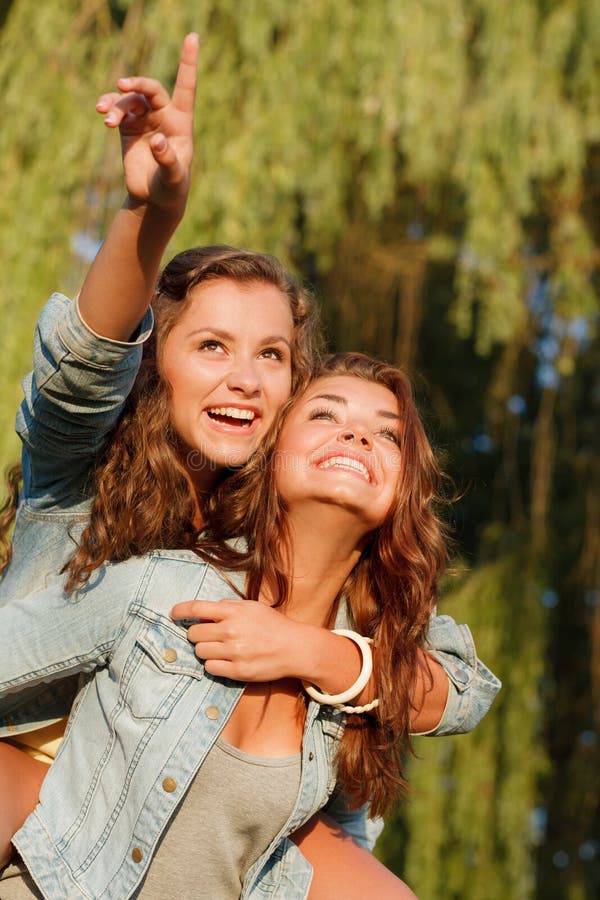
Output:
top-left (185, 327), bottom-right (291, 349)
top-left (308, 392), bottom-right (401, 421)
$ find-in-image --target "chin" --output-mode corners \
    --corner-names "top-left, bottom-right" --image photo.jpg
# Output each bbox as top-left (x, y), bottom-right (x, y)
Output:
top-left (212, 448), bottom-right (257, 471)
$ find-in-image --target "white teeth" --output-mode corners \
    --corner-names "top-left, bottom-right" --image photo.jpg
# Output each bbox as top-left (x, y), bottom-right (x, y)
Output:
top-left (208, 407), bottom-right (256, 421)
top-left (318, 456), bottom-right (370, 481)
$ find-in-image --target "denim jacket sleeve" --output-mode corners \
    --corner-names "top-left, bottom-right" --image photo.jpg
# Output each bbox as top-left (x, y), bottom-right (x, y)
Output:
top-left (16, 293), bottom-right (153, 508)
top-left (0, 561), bottom-right (142, 721)
top-left (421, 613), bottom-right (501, 736)
top-left (323, 788), bottom-right (383, 850)
top-left (335, 601), bottom-right (501, 737)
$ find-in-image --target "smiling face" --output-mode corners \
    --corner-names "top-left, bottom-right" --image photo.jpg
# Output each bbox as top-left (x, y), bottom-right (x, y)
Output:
top-left (161, 277), bottom-right (294, 482)
top-left (274, 374), bottom-right (403, 533)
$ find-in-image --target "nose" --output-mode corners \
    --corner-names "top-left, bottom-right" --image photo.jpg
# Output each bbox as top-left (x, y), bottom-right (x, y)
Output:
top-left (226, 357), bottom-right (261, 396)
top-left (337, 427), bottom-right (372, 450)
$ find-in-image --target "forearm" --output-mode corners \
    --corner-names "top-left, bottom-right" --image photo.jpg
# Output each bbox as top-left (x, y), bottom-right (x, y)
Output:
top-left (78, 200), bottom-right (182, 341)
top-left (173, 599), bottom-right (373, 702)
top-left (78, 34), bottom-right (198, 341)
top-left (307, 615), bottom-right (501, 733)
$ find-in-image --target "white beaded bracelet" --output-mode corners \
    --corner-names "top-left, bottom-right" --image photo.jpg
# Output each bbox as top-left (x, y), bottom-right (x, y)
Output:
top-left (302, 629), bottom-right (380, 714)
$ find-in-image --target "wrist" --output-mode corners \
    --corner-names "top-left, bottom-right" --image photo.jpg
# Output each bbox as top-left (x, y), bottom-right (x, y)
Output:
top-left (282, 622), bottom-right (324, 682)
top-left (294, 627), bottom-right (366, 698)
top-left (123, 194), bottom-right (186, 226)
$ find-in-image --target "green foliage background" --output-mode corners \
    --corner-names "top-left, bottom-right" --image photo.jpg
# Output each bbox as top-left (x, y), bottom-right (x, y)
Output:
top-left (1, 2), bottom-right (598, 897)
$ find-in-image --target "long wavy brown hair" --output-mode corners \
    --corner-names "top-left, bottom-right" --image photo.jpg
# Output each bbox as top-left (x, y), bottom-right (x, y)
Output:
top-left (196, 352), bottom-right (450, 817)
top-left (0, 462), bottom-right (22, 572)
top-left (0, 246), bottom-right (320, 587)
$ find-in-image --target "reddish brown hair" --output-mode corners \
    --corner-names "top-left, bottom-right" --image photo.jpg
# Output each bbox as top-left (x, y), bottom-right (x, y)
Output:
top-left (197, 352), bottom-right (450, 817)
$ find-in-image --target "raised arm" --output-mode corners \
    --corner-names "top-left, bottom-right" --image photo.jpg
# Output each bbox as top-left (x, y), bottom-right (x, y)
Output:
top-left (77, 33), bottom-right (198, 341)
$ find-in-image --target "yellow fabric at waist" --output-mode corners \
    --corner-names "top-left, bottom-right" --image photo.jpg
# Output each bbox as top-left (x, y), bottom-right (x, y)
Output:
top-left (5, 718), bottom-right (67, 764)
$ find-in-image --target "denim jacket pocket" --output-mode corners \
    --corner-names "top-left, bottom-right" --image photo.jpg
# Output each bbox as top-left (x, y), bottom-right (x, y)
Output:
top-left (122, 615), bottom-right (204, 719)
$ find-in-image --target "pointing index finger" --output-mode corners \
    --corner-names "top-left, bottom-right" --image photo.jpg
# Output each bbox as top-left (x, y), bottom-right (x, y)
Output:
top-left (171, 32), bottom-right (199, 113)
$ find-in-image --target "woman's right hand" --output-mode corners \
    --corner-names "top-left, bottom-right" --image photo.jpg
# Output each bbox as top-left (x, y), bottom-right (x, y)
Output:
top-left (170, 599), bottom-right (367, 701)
top-left (95, 32), bottom-right (199, 217)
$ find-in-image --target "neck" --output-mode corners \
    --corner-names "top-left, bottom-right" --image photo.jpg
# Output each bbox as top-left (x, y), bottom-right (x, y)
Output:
top-left (274, 502), bottom-right (369, 627)
top-left (178, 452), bottom-right (223, 531)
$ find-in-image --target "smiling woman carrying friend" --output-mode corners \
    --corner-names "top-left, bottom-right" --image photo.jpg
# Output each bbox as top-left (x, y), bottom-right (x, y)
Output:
top-left (0, 33), bottom-right (500, 897)
top-left (3, 352), bottom-right (467, 898)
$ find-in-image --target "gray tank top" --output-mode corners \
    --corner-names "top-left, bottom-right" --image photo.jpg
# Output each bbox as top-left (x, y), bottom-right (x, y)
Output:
top-left (138, 737), bottom-right (301, 898)
top-left (0, 738), bottom-right (301, 900)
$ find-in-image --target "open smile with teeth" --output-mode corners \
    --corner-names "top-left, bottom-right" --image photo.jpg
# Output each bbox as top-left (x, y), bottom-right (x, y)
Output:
top-left (207, 407), bottom-right (256, 428)
top-left (317, 456), bottom-right (371, 482)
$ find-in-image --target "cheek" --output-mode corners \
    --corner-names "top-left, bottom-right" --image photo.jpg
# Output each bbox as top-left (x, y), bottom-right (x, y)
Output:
top-left (382, 477), bottom-right (401, 520)
top-left (385, 452), bottom-right (403, 488)
top-left (164, 375), bottom-right (188, 422)
top-left (272, 430), bottom-right (308, 488)
top-left (273, 458), bottom-right (303, 507)
top-left (166, 358), bottom-right (215, 405)
top-left (161, 351), bottom-right (185, 403)
top-left (273, 412), bottom-right (308, 456)
top-left (263, 371), bottom-right (293, 419)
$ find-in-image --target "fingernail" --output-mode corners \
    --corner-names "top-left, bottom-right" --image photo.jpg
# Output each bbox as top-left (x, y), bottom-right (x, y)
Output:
top-left (155, 137), bottom-right (167, 151)
top-left (104, 114), bottom-right (116, 125)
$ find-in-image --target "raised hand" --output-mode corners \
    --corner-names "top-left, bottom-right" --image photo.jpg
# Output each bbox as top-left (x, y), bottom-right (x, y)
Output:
top-left (95, 32), bottom-right (199, 215)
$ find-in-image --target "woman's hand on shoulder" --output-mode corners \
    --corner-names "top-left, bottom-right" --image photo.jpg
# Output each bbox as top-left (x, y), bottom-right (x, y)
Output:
top-left (170, 599), bottom-right (307, 682)
top-left (170, 599), bottom-right (369, 701)
top-left (96, 33), bottom-right (199, 216)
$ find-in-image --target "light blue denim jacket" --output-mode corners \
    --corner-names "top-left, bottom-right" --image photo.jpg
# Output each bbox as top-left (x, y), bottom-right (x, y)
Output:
top-left (0, 553), bottom-right (344, 898)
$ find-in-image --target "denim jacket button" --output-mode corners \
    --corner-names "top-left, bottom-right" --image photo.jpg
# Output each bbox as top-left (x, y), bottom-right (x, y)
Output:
top-left (163, 648), bottom-right (178, 664)
top-left (131, 847), bottom-right (143, 863)
top-left (162, 777), bottom-right (177, 793)
top-left (205, 706), bottom-right (220, 720)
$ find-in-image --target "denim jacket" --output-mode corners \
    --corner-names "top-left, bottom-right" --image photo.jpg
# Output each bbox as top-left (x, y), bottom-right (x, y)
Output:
top-left (0, 552), bottom-right (344, 898)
